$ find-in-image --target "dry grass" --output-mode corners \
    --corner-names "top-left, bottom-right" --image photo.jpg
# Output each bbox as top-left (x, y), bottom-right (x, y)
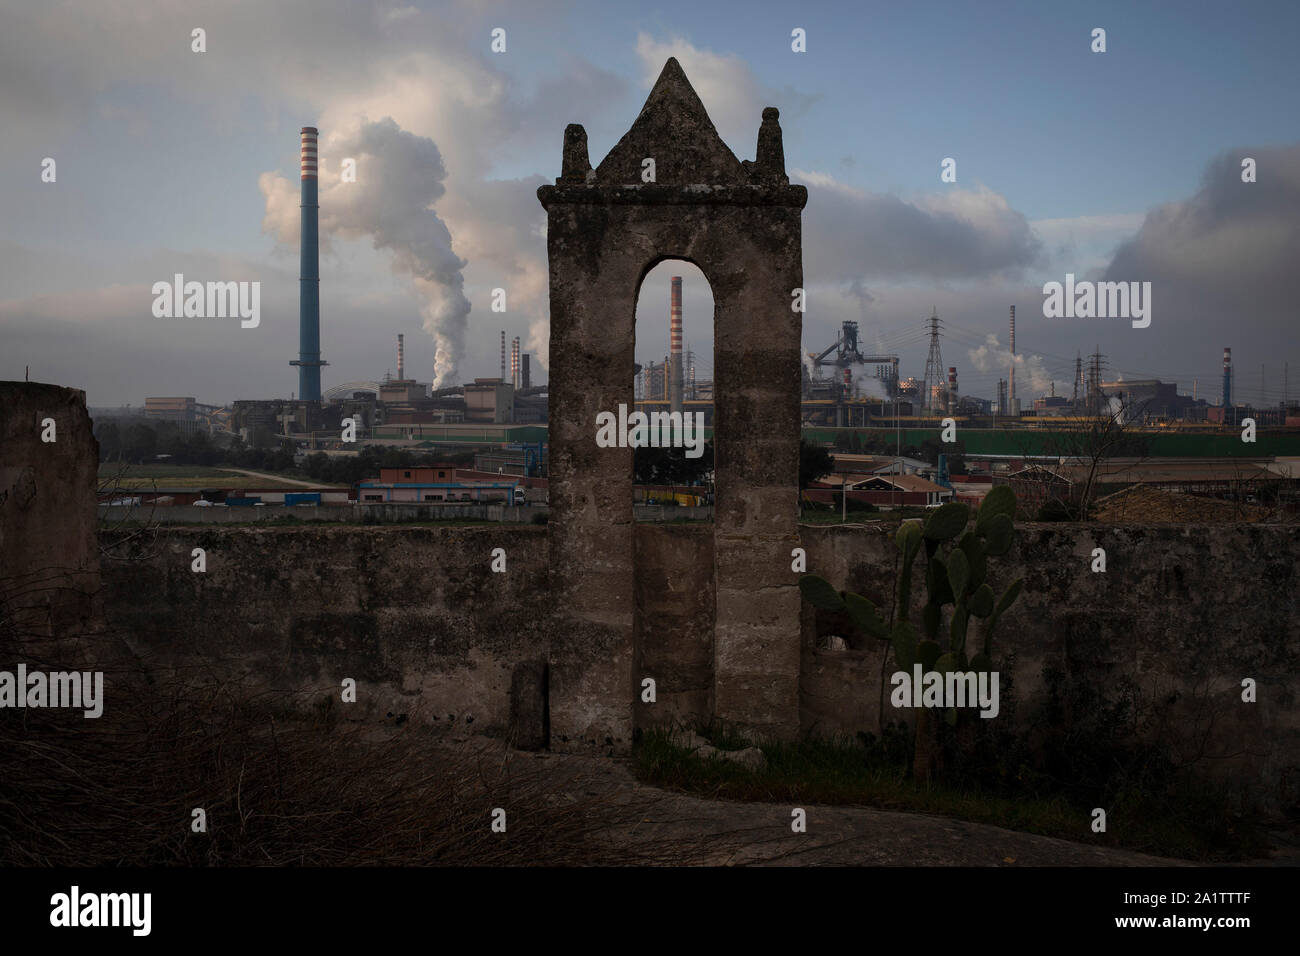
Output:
top-left (0, 671), bottom-right (721, 866)
top-left (1090, 484), bottom-right (1292, 523)
top-left (0, 574), bottom-right (715, 867)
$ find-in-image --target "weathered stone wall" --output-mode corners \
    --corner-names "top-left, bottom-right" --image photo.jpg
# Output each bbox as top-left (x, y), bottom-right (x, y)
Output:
top-left (100, 526), bottom-right (553, 741)
top-left (95, 520), bottom-right (1300, 811)
top-left (798, 522), bottom-right (1300, 810)
top-left (99, 503), bottom-right (543, 524)
top-left (0, 382), bottom-right (102, 647)
top-left (97, 524), bottom-right (718, 749)
top-left (634, 524), bottom-right (715, 729)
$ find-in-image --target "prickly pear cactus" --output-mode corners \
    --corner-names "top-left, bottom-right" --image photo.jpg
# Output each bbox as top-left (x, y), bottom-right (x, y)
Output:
top-left (798, 486), bottom-right (1023, 689)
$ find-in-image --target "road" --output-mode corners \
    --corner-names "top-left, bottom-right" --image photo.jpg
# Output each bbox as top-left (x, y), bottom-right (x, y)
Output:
top-left (224, 468), bottom-right (341, 489)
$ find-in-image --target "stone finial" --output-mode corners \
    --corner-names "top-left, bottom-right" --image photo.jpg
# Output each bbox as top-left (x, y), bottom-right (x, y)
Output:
top-left (752, 107), bottom-right (788, 184)
top-left (561, 124), bottom-right (592, 183)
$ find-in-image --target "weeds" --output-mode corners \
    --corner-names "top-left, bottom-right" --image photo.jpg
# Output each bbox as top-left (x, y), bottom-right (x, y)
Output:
top-left (634, 683), bottom-right (1269, 862)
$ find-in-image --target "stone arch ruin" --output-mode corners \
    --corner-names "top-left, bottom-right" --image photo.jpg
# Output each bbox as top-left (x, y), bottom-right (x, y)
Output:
top-left (538, 58), bottom-right (807, 749)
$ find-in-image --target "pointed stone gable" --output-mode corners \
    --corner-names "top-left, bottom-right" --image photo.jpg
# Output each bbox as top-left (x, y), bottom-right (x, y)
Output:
top-left (595, 58), bottom-right (747, 185)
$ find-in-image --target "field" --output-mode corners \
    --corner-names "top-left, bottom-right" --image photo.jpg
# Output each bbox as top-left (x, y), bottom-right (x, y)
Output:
top-left (97, 463), bottom-right (323, 490)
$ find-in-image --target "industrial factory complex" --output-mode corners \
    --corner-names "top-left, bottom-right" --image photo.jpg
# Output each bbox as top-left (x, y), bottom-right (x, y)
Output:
top-left (134, 126), bottom-right (551, 475)
top-left (93, 126), bottom-right (1300, 519)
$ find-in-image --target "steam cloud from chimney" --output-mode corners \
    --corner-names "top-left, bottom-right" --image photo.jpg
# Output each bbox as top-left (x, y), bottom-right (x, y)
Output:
top-left (260, 118), bottom-right (472, 387)
top-left (968, 333), bottom-right (1053, 395)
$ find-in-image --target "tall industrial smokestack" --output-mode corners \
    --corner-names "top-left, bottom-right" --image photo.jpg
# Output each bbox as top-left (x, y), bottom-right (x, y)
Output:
top-left (500, 330), bottom-right (506, 381)
top-left (1223, 347), bottom-right (1232, 408)
top-left (1008, 306), bottom-right (1016, 410)
top-left (291, 127), bottom-right (328, 401)
top-left (521, 353), bottom-right (530, 390)
top-left (670, 276), bottom-right (683, 414)
top-left (511, 336), bottom-right (520, 389)
top-left (947, 367), bottom-right (957, 415)
top-left (397, 333), bottom-right (405, 380)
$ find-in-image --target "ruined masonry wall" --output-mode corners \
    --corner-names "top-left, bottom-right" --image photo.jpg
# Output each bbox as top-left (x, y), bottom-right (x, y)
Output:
top-left (799, 523), bottom-right (1300, 811)
top-left (96, 521), bottom-right (1300, 810)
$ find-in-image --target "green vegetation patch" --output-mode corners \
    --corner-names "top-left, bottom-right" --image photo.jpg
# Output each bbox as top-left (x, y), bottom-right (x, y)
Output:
top-left (635, 708), bottom-right (1268, 863)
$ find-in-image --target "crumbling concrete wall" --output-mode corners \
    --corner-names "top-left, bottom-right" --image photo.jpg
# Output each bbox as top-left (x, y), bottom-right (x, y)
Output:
top-left (0, 382), bottom-right (102, 646)
top-left (798, 522), bottom-right (1300, 810)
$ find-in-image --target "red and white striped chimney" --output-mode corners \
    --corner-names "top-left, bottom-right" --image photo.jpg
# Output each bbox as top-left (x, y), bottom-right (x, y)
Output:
top-left (670, 276), bottom-right (684, 413)
top-left (300, 127), bottom-right (318, 180)
top-left (511, 336), bottom-right (520, 389)
top-left (1008, 306), bottom-right (1016, 407)
top-left (294, 127), bottom-right (324, 401)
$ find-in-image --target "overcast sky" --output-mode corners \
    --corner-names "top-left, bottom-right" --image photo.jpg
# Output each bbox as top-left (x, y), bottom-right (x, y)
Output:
top-left (2, 0), bottom-right (1298, 407)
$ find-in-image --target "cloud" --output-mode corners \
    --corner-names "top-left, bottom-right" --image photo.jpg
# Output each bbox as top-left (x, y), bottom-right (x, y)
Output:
top-left (1033, 212), bottom-right (1146, 245)
top-left (260, 119), bottom-right (471, 386)
top-left (795, 170), bottom-right (1043, 282)
top-left (1031, 212), bottom-right (1145, 275)
top-left (0, 248), bottom-right (430, 404)
top-left (3, 1), bottom-right (573, 387)
top-left (0, 284), bottom-right (151, 325)
top-left (1105, 144), bottom-right (1300, 299)
top-left (1086, 143), bottom-right (1300, 379)
top-left (846, 277), bottom-right (875, 310)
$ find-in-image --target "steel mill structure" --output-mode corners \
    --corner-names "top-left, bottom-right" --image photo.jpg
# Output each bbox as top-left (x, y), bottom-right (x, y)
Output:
top-left (290, 126), bottom-right (328, 402)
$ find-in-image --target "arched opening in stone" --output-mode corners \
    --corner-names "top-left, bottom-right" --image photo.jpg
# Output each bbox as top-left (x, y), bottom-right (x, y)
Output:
top-left (631, 259), bottom-right (715, 517)
top-left (630, 259), bottom-right (717, 735)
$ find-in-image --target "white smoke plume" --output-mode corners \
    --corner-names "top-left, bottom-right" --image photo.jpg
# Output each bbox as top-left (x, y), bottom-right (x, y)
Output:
top-left (259, 118), bottom-right (471, 386)
top-left (525, 316), bottom-right (549, 382)
top-left (967, 333), bottom-right (1054, 396)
